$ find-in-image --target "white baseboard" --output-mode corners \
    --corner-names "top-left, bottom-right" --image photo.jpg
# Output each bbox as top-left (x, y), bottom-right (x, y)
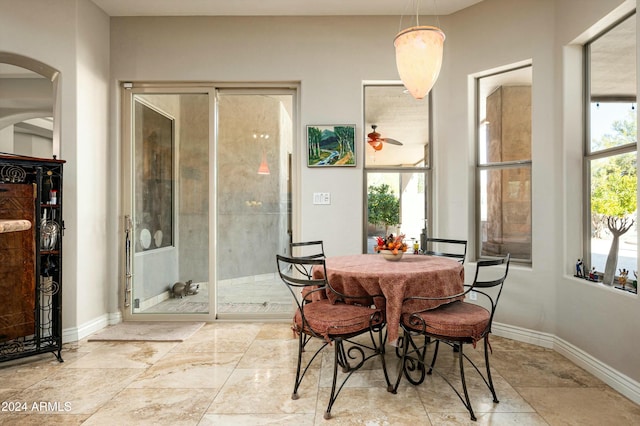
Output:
top-left (493, 322), bottom-right (640, 405)
top-left (492, 322), bottom-right (555, 349)
top-left (62, 311), bottom-right (122, 343)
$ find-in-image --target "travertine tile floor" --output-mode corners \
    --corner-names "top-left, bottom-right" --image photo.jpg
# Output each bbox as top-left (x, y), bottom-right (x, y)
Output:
top-left (1, 322), bottom-right (639, 425)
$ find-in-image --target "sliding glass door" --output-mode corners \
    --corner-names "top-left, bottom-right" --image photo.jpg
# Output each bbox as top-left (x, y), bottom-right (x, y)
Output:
top-left (122, 85), bottom-right (295, 321)
top-left (123, 89), bottom-right (212, 319)
top-left (215, 90), bottom-right (294, 319)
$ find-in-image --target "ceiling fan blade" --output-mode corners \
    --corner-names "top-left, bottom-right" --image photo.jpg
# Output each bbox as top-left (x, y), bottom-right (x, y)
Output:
top-left (382, 138), bottom-right (403, 146)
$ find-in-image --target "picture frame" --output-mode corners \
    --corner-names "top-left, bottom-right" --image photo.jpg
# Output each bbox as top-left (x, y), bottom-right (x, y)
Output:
top-left (307, 124), bottom-right (356, 167)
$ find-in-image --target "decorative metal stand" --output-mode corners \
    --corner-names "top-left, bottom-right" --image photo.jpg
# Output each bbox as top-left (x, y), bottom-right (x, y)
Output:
top-left (0, 154), bottom-right (65, 363)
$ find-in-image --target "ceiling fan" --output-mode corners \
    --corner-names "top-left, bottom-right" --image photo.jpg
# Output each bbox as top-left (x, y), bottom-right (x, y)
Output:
top-left (367, 125), bottom-right (403, 151)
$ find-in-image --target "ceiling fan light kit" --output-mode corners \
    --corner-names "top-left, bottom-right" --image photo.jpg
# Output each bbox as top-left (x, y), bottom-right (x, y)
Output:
top-left (368, 139), bottom-right (384, 151)
top-left (367, 125), bottom-right (403, 151)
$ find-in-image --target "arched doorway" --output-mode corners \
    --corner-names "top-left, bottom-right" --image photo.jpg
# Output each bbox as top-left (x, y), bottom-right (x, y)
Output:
top-left (0, 52), bottom-right (60, 158)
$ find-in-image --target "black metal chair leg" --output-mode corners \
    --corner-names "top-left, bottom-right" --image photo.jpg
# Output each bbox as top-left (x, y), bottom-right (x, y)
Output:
top-left (484, 337), bottom-right (499, 403)
top-left (404, 333), bottom-right (427, 385)
top-left (394, 335), bottom-right (404, 358)
top-left (427, 339), bottom-right (440, 375)
top-left (458, 344), bottom-right (476, 421)
top-left (337, 339), bottom-right (351, 373)
top-left (375, 326), bottom-right (393, 392)
top-left (292, 331), bottom-right (304, 400)
top-left (392, 329), bottom-right (412, 393)
top-left (380, 326), bottom-right (388, 356)
top-left (324, 339), bottom-right (343, 419)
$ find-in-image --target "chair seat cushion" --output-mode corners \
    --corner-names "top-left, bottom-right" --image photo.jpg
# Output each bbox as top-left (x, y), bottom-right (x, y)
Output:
top-left (402, 301), bottom-right (490, 343)
top-left (294, 299), bottom-right (384, 341)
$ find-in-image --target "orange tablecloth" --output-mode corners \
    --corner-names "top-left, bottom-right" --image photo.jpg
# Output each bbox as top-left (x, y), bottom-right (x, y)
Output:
top-left (313, 254), bottom-right (464, 344)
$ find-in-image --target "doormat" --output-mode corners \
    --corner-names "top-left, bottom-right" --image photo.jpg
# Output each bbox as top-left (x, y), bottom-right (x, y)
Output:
top-left (88, 321), bottom-right (205, 342)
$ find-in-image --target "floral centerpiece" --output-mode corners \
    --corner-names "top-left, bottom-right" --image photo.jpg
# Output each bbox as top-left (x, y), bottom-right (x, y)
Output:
top-left (374, 234), bottom-right (408, 259)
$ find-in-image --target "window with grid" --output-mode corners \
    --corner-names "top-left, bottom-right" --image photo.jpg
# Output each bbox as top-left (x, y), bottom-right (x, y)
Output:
top-left (363, 84), bottom-right (431, 254)
top-left (476, 65), bottom-right (532, 263)
top-left (584, 12), bottom-right (637, 292)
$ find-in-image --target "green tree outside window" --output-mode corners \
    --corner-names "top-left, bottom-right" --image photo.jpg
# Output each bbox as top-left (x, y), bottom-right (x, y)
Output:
top-left (368, 183), bottom-right (400, 236)
top-left (590, 112), bottom-right (637, 285)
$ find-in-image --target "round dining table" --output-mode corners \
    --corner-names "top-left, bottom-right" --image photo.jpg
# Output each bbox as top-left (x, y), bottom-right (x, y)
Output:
top-left (313, 253), bottom-right (465, 345)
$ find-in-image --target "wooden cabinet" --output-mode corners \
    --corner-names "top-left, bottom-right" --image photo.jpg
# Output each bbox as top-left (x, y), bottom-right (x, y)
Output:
top-left (0, 154), bottom-right (64, 363)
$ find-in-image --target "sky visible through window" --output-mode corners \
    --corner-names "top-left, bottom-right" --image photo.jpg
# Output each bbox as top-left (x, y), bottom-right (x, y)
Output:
top-left (591, 102), bottom-right (636, 141)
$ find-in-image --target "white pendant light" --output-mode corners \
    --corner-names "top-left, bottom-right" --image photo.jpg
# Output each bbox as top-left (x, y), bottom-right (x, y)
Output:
top-left (394, 2), bottom-right (445, 100)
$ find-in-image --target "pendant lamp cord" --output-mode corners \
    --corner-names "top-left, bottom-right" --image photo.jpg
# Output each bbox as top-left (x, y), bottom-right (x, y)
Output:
top-left (398, 0), bottom-right (442, 32)
top-left (398, 0), bottom-right (412, 33)
top-left (433, 0), bottom-right (441, 29)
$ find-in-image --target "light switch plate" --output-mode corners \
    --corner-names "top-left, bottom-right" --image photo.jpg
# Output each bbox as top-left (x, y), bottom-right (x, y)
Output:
top-left (313, 192), bottom-right (331, 205)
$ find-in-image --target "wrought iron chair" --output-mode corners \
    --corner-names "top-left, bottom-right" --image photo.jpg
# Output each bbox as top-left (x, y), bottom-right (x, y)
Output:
top-left (276, 254), bottom-right (392, 420)
top-left (397, 237), bottom-right (467, 357)
top-left (289, 240), bottom-right (325, 279)
top-left (422, 237), bottom-right (468, 264)
top-left (290, 240), bottom-right (325, 259)
top-left (392, 254), bottom-right (510, 421)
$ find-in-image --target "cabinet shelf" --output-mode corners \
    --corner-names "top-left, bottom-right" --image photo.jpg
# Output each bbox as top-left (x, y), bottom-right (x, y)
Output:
top-left (40, 249), bottom-right (61, 255)
top-left (0, 154), bottom-right (65, 363)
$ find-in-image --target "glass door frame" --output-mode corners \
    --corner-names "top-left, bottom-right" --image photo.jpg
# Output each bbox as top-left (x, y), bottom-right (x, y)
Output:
top-left (214, 87), bottom-right (298, 320)
top-left (121, 82), bottom-right (300, 322)
top-left (121, 84), bottom-right (216, 322)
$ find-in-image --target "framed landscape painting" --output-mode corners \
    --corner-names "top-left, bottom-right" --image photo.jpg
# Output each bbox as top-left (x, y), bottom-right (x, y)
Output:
top-left (307, 124), bottom-right (356, 167)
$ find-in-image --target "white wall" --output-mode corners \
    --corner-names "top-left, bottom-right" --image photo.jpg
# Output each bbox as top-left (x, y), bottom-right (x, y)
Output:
top-left (2, 0), bottom-right (639, 399)
top-left (0, 126), bottom-right (12, 151)
top-left (0, 0), bottom-right (111, 336)
top-left (555, 0), bottom-right (640, 386)
top-left (109, 15), bottom-right (406, 257)
top-left (13, 132), bottom-right (52, 157)
top-left (440, 0), bottom-right (559, 341)
top-left (442, 0), bottom-right (640, 389)
top-left (76, 0), bottom-right (111, 328)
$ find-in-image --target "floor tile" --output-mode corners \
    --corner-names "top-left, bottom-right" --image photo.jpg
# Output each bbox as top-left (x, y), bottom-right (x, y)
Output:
top-left (6, 368), bottom-right (142, 414)
top-left (0, 322), bottom-right (637, 424)
top-left (81, 388), bottom-right (214, 425)
top-left (200, 413), bottom-right (315, 425)
top-left (128, 351), bottom-right (242, 389)
top-left (314, 386), bottom-right (428, 424)
top-left (65, 341), bottom-right (177, 369)
top-left (516, 386), bottom-right (640, 425)
top-left (0, 414), bottom-right (90, 425)
top-left (428, 412), bottom-right (549, 425)
top-left (490, 349), bottom-right (604, 388)
top-left (172, 322), bottom-right (261, 353)
top-left (208, 368), bottom-right (319, 415)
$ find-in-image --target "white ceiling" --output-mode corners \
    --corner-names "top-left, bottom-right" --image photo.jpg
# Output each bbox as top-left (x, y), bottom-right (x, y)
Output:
top-left (90, 0), bottom-right (484, 17)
